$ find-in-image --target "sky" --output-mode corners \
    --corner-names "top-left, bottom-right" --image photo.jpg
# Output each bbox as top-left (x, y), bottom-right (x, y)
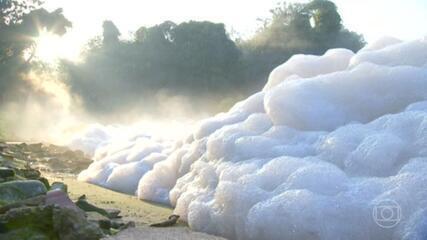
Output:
top-left (41, 0), bottom-right (427, 61)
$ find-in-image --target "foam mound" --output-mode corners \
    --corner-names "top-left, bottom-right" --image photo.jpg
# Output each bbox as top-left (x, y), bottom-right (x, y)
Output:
top-left (74, 37), bottom-right (427, 240)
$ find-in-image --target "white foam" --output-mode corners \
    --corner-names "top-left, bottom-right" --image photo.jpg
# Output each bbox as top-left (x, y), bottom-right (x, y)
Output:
top-left (73, 37), bottom-right (427, 239)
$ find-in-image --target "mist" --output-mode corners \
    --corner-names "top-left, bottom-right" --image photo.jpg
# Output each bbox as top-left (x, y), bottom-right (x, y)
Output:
top-left (0, 0), bottom-right (366, 145)
top-left (2, 1), bottom-right (427, 240)
top-left (0, 66), bottom-right (223, 144)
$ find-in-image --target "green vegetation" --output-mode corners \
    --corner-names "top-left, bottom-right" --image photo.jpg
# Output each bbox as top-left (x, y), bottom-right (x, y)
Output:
top-left (62, 20), bottom-right (242, 113)
top-left (62, 0), bottom-right (364, 114)
top-left (0, 0), bottom-right (365, 117)
top-left (0, 0), bottom-right (71, 107)
top-left (0, 142), bottom-right (135, 238)
top-left (0, 1), bottom-right (71, 138)
top-left (239, 0), bottom-right (364, 86)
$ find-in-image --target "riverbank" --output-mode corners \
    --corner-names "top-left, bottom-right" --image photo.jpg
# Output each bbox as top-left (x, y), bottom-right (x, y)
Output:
top-left (46, 174), bottom-right (226, 240)
top-left (0, 141), bottom-right (225, 239)
top-left (46, 173), bottom-right (175, 226)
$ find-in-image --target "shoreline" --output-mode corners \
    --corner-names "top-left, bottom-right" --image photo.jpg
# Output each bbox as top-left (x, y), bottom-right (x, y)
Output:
top-left (45, 173), bottom-right (178, 226)
top-left (45, 174), bottom-right (227, 239)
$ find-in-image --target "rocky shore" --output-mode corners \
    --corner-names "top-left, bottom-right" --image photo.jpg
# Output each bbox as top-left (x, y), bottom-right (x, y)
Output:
top-left (0, 142), bottom-right (225, 240)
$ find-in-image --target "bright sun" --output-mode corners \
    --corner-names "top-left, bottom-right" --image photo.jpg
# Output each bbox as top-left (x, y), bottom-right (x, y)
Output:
top-left (35, 31), bottom-right (64, 62)
top-left (34, 30), bottom-right (82, 62)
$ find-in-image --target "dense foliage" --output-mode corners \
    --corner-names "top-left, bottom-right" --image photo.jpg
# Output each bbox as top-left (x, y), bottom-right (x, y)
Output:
top-left (0, 0), bottom-right (71, 102)
top-left (1, 0), bottom-right (365, 117)
top-left (63, 0), bottom-right (365, 114)
top-left (0, 0), bottom-right (71, 138)
top-left (240, 0), bottom-right (364, 85)
top-left (63, 20), bottom-right (241, 113)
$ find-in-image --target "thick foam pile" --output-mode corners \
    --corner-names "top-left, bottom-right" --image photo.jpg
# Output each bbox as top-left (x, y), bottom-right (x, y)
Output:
top-left (74, 37), bottom-right (427, 239)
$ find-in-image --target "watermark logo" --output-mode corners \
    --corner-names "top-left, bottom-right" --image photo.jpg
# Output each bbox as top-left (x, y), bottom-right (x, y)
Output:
top-left (372, 199), bottom-right (401, 228)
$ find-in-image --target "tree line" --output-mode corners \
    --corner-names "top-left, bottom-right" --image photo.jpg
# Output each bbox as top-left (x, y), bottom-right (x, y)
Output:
top-left (0, 0), bottom-right (365, 117)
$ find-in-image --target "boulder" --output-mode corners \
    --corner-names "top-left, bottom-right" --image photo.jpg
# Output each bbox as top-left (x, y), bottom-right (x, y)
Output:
top-left (0, 195), bottom-right (45, 214)
top-left (0, 226), bottom-right (51, 240)
top-left (0, 180), bottom-right (47, 205)
top-left (0, 205), bottom-right (104, 240)
top-left (0, 206), bottom-right (56, 239)
top-left (45, 190), bottom-right (82, 212)
top-left (52, 206), bottom-right (104, 239)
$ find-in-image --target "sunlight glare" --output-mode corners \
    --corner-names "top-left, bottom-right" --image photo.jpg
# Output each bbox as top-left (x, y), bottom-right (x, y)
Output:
top-left (35, 30), bottom-right (82, 62)
top-left (35, 31), bottom-right (63, 62)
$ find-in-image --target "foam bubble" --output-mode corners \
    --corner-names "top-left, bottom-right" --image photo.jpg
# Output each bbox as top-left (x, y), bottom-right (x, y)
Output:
top-left (74, 37), bottom-right (427, 239)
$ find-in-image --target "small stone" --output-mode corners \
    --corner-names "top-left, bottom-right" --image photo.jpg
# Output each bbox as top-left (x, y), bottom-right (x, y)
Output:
top-left (27, 143), bottom-right (43, 152)
top-left (0, 167), bottom-right (15, 178)
top-left (76, 195), bottom-right (121, 219)
top-left (150, 215), bottom-right (180, 227)
top-left (50, 181), bottom-right (67, 192)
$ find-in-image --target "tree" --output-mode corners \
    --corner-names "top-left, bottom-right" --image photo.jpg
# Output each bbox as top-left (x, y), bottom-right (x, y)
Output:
top-left (102, 20), bottom-right (120, 45)
top-left (61, 0), bottom-right (365, 116)
top-left (0, 0), bottom-right (42, 25)
top-left (0, 0), bottom-right (71, 102)
top-left (63, 20), bottom-right (242, 114)
top-left (170, 21), bottom-right (240, 89)
top-left (239, 0), bottom-right (365, 88)
top-left (306, 0), bottom-right (342, 34)
top-left (1, 1), bottom-right (71, 63)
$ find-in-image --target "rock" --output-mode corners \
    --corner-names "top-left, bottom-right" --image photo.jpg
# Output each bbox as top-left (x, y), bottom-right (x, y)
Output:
top-left (0, 143), bottom-right (92, 174)
top-left (52, 206), bottom-right (104, 240)
top-left (0, 227), bottom-right (50, 240)
top-left (87, 211), bottom-right (110, 222)
top-left (50, 181), bottom-right (67, 192)
top-left (76, 195), bottom-right (121, 219)
top-left (0, 152), bottom-right (14, 161)
top-left (26, 143), bottom-right (42, 153)
top-left (0, 180), bottom-right (47, 205)
top-left (0, 205), bottom-right (104, 240)
top-left (0, 143), bottom-right (7, 152)
top-left (0, 167), bottom-right (15, 178)
top-left (105, 208), bottom-right (121, 219)
top-left (0, 195), bottom-right (45, 214)
top-left (16, 169), bottom-right (41, 179)
top-left (38, 177), bottom-right (50, 189)
top-left (86, 211), bottom-right (112, 231)
top-left (0, 157), bottom-right (27, 170)
top-left (45, 190), bottom-right (82, 212)
top-left (113, 220), bottom-right (135, 231)
top-left (0, 206), bottom-right (56, 239)
top-left (18, 143), bottom-right (28, 149)
top-left (87, 211), bottom-right (134, 234)
top-left (104, 226), bottom-right (228, 240)
top-left (150, 215), bottom-right (180, 227)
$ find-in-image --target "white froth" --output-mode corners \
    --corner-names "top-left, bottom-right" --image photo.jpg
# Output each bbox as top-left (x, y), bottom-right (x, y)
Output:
top-left (73, 37), bottom-right (427, 240)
